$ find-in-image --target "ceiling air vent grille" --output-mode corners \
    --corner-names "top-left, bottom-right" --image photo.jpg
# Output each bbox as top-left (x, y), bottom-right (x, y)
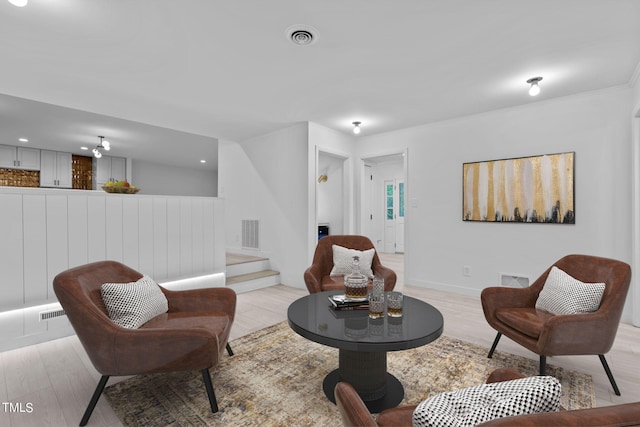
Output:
top-left (286, 25), bottom-right (318, 46)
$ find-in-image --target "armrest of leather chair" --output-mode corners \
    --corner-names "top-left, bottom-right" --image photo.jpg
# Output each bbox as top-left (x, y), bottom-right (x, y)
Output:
top-left (481, 286), bottom-right (540, 310)
top-left (478, 402), bottom-right (640, 426)
top-left (334, 382), bottom-right (378, 427)
top-left (538, 311), bottom-right (617, 355)
top-left (163, 286), bottom-right (237, 320)
top-left (485, 368), bottom-right (525, 383)
top-left (376, 405), bottom-right (416, 427)
top-left (304, 265), bottom-right (324, 294)
top-left (372, 263), bottom-right (397, 292)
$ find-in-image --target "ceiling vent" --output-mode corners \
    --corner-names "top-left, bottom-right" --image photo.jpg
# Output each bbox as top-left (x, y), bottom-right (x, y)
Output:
top-left (286, 25), bottom-right (318, 46)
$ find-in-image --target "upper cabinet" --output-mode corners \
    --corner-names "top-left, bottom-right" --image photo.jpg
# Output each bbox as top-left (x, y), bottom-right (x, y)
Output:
top-left (0, 145), bottom-right (40, 170)
top-left (40, 150), bottom-right (72, 188)
top-left (96, 155), bottom-right (126, 187)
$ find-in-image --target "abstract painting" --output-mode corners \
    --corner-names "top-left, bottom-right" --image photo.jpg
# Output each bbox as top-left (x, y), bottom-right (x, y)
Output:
top-left (463, 152), bottom-right (575, 223)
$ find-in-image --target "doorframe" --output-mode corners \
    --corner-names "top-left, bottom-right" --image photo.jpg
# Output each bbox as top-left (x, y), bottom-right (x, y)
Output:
top-left (359, 147), bottom-right (408, 263)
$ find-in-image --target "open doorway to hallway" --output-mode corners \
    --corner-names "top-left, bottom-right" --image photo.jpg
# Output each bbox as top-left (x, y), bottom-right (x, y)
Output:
top-left (362, 153), bottom-right (406, 254)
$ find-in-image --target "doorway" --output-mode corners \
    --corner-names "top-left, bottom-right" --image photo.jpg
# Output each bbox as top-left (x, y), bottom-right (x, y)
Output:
top-left (362, 152), bottom-right (406, 254)
top-left (317, 150), bottom-right (349, 238)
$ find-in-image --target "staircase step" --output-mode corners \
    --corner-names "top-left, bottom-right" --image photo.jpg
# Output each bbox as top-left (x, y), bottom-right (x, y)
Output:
top-left (226, 259), bottom-right (272, 277)
top-left (226, 269), bottom-right (280, 293)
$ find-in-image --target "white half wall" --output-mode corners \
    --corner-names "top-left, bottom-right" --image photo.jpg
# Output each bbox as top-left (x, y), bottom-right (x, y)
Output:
top-left (358, 87), bottom-right (635, 323)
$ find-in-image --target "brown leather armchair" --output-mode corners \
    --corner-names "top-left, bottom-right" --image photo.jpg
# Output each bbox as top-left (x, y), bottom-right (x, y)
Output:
top-left (53, 261), bottom-right (236, 426)
top-left (304, 235), bottom-right (396, 294)
top-left (481, 254), bottom-right (631, 396)
top-left (335, 368), bottom-right (524, 426)
top-left (334, 368), bottom-right (640, 427)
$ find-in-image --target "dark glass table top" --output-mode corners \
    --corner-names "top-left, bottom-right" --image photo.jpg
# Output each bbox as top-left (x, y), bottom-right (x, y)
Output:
top-left (287, 291), bottom-right (443, 352)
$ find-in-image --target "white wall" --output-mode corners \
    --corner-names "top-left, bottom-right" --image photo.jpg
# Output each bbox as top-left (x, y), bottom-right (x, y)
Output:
top-left (132, 159), bottom-right (217, 197)
top-left (631, 71), bottom-right (640, 326)
top-left (219, 123), bottom-right (310, 287)
top-left (358, 87), bottom-right (635, 322)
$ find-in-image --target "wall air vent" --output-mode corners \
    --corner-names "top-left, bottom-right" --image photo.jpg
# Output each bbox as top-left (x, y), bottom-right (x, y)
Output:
top-left (499, 273), bottom-right (530, 288)
top-left (242, 219), bottom-right (260, 250)
top-left (39, 308), bottom-right (66, 322)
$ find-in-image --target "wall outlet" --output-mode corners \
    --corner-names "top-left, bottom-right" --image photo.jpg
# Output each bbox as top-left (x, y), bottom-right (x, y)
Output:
top-left (463, 265), bottom-right (471, 277)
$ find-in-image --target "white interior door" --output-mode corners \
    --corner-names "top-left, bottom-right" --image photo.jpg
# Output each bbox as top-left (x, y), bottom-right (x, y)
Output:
top-left (384, 179), bottom-right (405, 253)
top-left (363, 165), bottom-right (374, 243)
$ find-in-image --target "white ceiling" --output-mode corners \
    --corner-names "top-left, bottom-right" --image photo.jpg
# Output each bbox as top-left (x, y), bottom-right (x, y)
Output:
top-left (1, 0), bottom-right (639, 169)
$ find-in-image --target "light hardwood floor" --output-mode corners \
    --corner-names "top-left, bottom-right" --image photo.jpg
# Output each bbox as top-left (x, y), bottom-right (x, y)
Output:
top-left (1, 253), bottom-right (639, 426)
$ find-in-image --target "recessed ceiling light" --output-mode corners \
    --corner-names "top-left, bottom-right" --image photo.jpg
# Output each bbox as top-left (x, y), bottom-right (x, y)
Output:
top-left (80, 146), bottom-right (88, 150)
top-left (285, 25), bottom-right (319, 46)
top-left (18, 138), bottom-right (28, 143)
top-left (200, 159), bottom-right (206, 164)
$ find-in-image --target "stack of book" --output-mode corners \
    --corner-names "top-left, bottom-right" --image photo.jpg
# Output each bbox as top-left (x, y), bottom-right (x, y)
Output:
top-left (328, 294), bottom-right (369, 311)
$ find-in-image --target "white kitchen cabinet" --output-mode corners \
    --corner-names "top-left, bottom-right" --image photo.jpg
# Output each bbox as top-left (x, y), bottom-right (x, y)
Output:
top-left (40, 150), bottom-right (72, 188)
top-left (0, 145), bottom-right (40, 170)
top-left (96, 155), bottom-right (126, 187)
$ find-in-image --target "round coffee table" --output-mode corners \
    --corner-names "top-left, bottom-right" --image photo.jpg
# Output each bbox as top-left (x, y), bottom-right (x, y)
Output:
top-left (287, 290), bottom-right (443, 412)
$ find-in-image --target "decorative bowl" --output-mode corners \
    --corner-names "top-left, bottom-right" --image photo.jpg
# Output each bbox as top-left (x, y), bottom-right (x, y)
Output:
top-left (102, 186), bottom-right (140, 194)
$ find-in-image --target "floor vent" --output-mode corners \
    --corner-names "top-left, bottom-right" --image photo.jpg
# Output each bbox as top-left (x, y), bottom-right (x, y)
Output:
top-left (39, 308), bottom-right (66, 322)
top-left (499, 273), bottom-right (530, 288)
top-left (242, 219), bottom-right (260, 250)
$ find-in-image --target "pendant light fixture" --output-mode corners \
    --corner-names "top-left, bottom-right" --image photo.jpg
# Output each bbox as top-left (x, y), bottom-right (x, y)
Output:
top-left (352, 121), bottom-right (362, 134)
top-left (92, 136), bottom-right (111, 158)
top-left (527, 77), bottom-right (543, 96)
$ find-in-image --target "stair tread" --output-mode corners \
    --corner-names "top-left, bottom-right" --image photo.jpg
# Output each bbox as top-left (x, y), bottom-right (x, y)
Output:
top-left (226, 253), bottom-right (269, 266)
top-left (226, 269), bottom-right (279, 284)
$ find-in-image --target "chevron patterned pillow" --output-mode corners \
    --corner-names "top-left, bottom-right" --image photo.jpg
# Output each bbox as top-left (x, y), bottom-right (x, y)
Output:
top-left (101, 275), bottom-right (168, 329)
top-left (413, 376), bottom-right (561, 427)
top-left (535, 266), bottom-right (606, 315)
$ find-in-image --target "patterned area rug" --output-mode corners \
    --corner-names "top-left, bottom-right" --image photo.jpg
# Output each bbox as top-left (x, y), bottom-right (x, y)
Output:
top-left (104, 321), bottom-right (595, 426)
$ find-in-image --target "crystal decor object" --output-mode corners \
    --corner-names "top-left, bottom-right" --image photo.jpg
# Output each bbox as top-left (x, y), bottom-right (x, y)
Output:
top-left (344, 256), bottom-right (368, 299)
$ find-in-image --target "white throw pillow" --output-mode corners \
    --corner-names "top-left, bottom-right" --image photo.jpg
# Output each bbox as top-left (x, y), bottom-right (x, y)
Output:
top-left (535, 266), bottom-right (606, 315)
top-left (412, 376), bottom-right (561, 427)
top-left (101, 275), bottom-right (168, 329)
top-left (329, 245), bottom-right (375, 278)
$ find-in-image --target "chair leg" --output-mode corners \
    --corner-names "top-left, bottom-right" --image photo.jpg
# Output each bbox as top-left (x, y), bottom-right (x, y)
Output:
top-left (201, 369), bottom-right (219, 413)
top-left (226, 343), bottom-right (234, 356)
top-left (539, 355), bottom-right (547, 376)
top-left (599, 354), bottom-right (621, 396)
top-left (487, 332), bottom-right (502, 358)
top-left (80, 375), bottom-right (109, 426)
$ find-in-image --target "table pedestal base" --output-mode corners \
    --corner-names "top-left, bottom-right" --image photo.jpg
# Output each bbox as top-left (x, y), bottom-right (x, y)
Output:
top-left (322, 349), bottom-right (404, 413)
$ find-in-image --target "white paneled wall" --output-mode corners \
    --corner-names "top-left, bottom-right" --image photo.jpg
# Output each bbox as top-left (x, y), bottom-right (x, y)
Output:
top-left (0, 187), bottom-right (225, 350)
